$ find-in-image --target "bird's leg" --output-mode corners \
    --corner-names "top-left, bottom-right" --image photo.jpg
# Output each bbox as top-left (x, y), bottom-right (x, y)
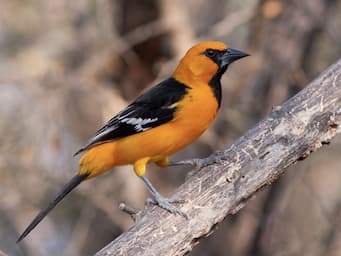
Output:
top-left (134, 158), bottom-right (187, 217)
top-left (168, 157), bottom-right (217, 178)
top-left (139, 175), bottom-right (187, 218)
top-left (168, 157), bottom-right (214, 170)
top-left (155, 156), bottom-right (206, 181)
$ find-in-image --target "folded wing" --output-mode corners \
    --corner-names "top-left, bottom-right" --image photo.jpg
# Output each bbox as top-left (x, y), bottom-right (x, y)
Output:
top-left (74, 78), bottom-right (189, 156)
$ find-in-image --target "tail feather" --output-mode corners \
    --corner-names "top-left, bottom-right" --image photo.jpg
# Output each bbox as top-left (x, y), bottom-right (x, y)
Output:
top-left (16, 172), bottom-right (89, 243)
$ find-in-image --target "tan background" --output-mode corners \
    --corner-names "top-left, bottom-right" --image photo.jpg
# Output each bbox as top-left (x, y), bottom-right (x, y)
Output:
top-left (0, 0), bottom-right (341, 255)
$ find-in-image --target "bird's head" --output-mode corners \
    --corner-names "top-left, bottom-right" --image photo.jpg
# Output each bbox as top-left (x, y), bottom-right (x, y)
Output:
top-left (173, 41), bottom-right (249, 84)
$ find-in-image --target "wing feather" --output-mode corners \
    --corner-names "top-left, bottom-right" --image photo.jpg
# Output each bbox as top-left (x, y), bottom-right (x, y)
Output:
top-left (74, 78), bottom-right (189, 156)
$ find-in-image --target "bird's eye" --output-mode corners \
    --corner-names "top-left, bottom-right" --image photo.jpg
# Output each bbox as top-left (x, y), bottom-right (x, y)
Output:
top-left (205, 49), bottom-right (217, 58)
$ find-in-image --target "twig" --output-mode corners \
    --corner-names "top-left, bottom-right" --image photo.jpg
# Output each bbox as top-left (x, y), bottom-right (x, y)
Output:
top-left (119, 202), bottom-right (141, 222)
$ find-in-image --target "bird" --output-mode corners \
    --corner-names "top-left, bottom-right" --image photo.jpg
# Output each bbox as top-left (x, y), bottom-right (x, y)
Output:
top-left (17, 41), bottom-right (249, 242)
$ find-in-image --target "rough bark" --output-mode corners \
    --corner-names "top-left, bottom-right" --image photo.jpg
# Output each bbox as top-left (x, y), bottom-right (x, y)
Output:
top-left (96, 59), bottom-right (341, 256)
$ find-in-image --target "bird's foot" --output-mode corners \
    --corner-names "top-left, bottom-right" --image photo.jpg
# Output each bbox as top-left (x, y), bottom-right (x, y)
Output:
top-left (169, 158), bottom-right (211, 169)
top-left (169, 158), bottom-right (215, 178)
top-left (147, 194), bottom-right (187, 218)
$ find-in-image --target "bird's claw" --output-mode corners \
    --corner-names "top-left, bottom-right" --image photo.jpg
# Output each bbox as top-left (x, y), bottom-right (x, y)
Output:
top-left (170, 158), bottom-right (214, 180)
top-left (147, 195), bottom-right (188, 218)
top-left (169, 158), bottom-right (211, 170)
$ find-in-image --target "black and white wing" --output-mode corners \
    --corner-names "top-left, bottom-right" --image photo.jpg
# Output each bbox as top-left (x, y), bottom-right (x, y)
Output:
top-left (74, 78), bottom-right (189, 156)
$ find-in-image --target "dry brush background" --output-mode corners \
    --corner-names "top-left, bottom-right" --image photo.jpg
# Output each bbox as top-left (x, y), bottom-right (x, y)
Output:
top-left (0, 0), bottom-right (341, 256)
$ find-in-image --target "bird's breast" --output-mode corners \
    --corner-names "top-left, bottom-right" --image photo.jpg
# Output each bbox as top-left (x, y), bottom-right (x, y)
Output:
top-left (174, 83), bottom-right (219, 130)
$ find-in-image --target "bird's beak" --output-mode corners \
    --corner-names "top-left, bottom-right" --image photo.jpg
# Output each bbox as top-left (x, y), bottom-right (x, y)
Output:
top-left (219, 48), bottom-right (249, 67)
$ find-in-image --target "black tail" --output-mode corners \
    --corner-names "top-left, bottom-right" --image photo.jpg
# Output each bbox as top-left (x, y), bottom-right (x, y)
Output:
top-left (16, 173), bottom-right (89, 243)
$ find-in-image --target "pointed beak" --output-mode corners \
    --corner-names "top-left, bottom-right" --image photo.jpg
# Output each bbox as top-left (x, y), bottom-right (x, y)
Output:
top-left (219, 48), bottom-right (249, 67)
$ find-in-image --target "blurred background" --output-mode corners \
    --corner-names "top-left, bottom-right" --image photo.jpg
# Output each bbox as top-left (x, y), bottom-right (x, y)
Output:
top-left (0, 0), bottom-right (341, 255)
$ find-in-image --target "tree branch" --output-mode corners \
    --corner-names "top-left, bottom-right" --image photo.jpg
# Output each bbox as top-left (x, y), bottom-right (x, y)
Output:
top-left (96, 59), bottom-right (341, 256)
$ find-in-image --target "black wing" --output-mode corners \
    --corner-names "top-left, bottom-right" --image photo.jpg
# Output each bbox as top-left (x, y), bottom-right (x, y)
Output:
top-left (74, 77), bottom-right (189, 156)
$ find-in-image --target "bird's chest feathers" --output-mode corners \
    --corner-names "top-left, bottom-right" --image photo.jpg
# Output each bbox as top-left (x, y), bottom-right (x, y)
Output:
top-left (174, 84), bottom-right (219, 131)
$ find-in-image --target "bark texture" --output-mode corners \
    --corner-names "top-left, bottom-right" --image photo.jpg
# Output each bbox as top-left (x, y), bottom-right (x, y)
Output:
top-left (96, 59), bottom-right (341, 256)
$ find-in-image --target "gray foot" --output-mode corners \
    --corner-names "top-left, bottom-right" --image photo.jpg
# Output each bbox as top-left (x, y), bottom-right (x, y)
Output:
top-left (169, 158), bottom-right (212, 169)
top-left (147, 195), bottom-right (187, 218)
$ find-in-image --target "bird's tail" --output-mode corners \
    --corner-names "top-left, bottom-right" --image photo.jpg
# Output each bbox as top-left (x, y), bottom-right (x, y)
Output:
top-left (16, 172), bottom-right (90, 243)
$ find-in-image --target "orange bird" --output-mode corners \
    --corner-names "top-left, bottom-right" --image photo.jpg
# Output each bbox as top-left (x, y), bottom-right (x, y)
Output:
top-left (17, 41), bottom-right (248, 242)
